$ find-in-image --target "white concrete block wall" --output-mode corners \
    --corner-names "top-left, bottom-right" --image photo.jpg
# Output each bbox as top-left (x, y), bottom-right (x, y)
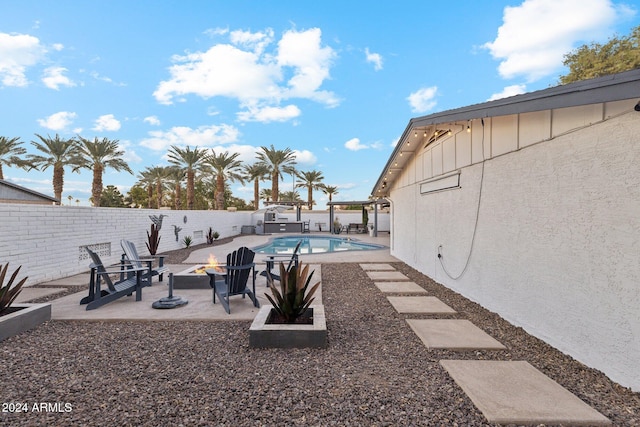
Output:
top-left (0, 206), bottom-right (390, 286)
top-left (0, 206), bottom-right (252, 285)
top-left (388, 111), bottom-right (640, 391)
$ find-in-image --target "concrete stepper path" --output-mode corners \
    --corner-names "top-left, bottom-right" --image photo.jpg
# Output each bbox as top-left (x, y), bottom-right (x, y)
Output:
top-left (359, 263), bottom-right (396, 271)
top-left (406, 319), bottom-right (507, 350)
top-left (375, 281), bottom-right (427, 293)
top-left (387, 296), bottom-right (456, 314)
top-left (365, 270), bottom-right (410, 281)
top-left (440, 360), bottom-right (611, 425)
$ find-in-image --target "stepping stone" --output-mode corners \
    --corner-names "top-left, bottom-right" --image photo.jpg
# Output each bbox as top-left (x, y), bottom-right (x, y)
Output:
top-left (366, 271), bottom-right (409, 281)
top-left (360, 263), bottom-right (395, 271)
top-left (388, 296), bottom-right (455, 314)
top-left (440, 360), bottom-right (611, 425)
top-left (15, 287), bottom-right (67, 303)
top-left (406, 319), bottom-right (506, 350)
top-left (375, 281), bottom-right (427, 293)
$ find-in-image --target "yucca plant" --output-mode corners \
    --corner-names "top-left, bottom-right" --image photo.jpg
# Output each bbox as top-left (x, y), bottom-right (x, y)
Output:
top-left (146, 223), bottom-right (161, 255)
top-left (182, 235), bottom-right (193, 248)
top-left (265, 262), bottom-right (320, 323)
top-left (0, 263), bottom-right (28, 315)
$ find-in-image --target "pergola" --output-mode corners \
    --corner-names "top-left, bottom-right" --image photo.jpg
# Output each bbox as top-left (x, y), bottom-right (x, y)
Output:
top-left (326, 199), bottom-right (389, 236)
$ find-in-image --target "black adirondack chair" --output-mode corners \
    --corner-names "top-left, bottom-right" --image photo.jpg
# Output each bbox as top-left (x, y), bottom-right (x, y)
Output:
top-left (120, 239), bottom-right (169, 284)
top-left (206, 246), bottom-right (259, 314)
top-left (80, 247), bottom-right (145, 310)
top-left (260, 239), bottom-right (302, 285)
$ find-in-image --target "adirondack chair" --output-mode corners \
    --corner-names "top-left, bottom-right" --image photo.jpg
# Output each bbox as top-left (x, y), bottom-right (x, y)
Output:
top-left (80, 247), bottom-right (145, 310)
top-left (260, 239), bottom-right (302, 285)
top-left (205, 246), bottom-right (259, 314)
top-left (120, 239), bottom-right (169, 285)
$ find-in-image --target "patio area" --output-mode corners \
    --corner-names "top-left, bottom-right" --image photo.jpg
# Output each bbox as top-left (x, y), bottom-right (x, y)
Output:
top-left (3, 233), bottom-right (639, 426)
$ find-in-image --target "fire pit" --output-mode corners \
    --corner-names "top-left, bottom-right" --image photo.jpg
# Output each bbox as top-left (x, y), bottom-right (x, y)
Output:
top-left (173, 255), bottom-right (225, 289)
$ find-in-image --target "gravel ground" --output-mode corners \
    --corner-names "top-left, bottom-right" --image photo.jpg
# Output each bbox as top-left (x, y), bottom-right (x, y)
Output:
top-left (2, 257), bottom-right (639, 426)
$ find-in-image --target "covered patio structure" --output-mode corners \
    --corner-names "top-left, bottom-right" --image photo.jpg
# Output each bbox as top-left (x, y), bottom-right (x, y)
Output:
top-left (327, 198), bottom-right (389, 236)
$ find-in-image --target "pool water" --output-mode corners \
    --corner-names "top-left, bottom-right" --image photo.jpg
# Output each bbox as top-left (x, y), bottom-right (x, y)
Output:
top-left (252, 235), bottom-right (385, 255)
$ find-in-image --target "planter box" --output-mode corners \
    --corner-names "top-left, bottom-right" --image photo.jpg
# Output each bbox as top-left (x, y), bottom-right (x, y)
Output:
top-left (249, 305), bottom-right (327, 349)
top-left (0, 303), bottom-right (51, 342)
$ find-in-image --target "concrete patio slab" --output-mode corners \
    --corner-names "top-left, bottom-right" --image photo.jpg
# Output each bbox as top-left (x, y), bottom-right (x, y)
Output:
top-left (388, 296), bottom-right (455, 313)
top-left (16, 287), bottom-right (67, 303)
top-left (51, 265), bottom-right (322, 321)
top-left (406, 319), bottom-right (506, 350)
top-left (375, 281), bottom-right (427, 293)
top-left (359, 263), bottom-right (395, 271)
top-left (366, 271), bottom-right (409, 281)
top-left (440, 360), bottom-right (611, 425)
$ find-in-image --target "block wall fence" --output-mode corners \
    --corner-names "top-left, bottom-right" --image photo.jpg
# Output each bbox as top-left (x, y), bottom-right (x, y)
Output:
top-left (0, 205), bottom-right (388, 285)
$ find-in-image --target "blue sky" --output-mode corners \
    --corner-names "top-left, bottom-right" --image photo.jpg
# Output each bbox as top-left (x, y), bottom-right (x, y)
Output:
top-left (1, 0), bottom-right (638, 207)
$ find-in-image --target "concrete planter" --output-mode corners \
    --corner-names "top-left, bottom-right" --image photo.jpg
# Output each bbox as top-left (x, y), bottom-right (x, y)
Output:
top-left (0, 303), bottom-right (51, 342)
top-left (249, 305), bottom-right (327, 349)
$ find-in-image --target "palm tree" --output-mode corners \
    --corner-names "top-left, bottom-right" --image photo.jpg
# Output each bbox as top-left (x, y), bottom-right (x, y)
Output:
top-left (28, 134), bottom-right (82, 204)
top-left (280, 190), bottom-right (302, 202)
top-left (259, 188), bottom-right (272, 204)
top-left (136, 170), bottom-right (155, 208)
top-left (138, 166), bottom-right (170, 209)
top-left (242, 163), bottom-right (270, 210)
top-left (321, 185), bottom-right (339, 203)
top-left (166, 166), bottom-right (186, 210)
top-left (255, 145), bottom-right (296, 202)
top-left (206, 150), bottom-right (244, 210)
top-left (296, 169), bottom-right (324, 210)
top-left (0, 136), bottom-right (32, 180)
top-left (75, 136), bottom-right (133, 207)
top-left (167, 145), bottom-right (209, 210)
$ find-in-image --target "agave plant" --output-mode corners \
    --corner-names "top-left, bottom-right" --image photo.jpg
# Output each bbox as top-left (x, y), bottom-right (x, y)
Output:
top-left (265, 262), bottom-right (320, 323)
top-left (146, 223), bottom-right (160, 255)
top-left (0, 263), bottom-right (28, 315)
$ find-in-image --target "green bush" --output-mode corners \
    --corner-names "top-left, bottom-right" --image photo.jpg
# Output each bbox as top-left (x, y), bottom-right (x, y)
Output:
top-left (0, 263), bottom-right (28, 315)
top-left (182, 235), bottom-right (193, 248)
top-left (265, 262), bottom-right (320, 323)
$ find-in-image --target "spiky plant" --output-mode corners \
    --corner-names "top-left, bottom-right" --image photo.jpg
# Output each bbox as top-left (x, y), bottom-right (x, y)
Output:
top-left (0, 263), bottom-right (28, 315)
top-left (146, 223), bottom-right (160, 255)
top-left (265, 262), bottom-right (320, 323)
top-left (182, 235), bottom-right (192, 248)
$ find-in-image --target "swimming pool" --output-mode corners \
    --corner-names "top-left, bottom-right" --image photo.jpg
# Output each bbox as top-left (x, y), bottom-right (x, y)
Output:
top-left (252, 235), bottom-right (385, 255)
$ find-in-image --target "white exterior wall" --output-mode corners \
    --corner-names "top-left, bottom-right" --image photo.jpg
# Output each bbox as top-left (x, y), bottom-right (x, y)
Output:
top-left (0, 207), bottom-right (389, 285)
top-left (0, 206), bottom-right (253, 285)
top-left (388, 101), bottom-right (640, 391)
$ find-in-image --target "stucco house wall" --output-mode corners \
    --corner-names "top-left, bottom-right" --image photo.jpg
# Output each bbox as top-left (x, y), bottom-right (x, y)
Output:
top-left (386, 99), bottom-right (640, 391)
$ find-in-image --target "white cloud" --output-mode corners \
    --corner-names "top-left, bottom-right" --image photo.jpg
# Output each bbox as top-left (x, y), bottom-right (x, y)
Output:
top-left (365, 48), bottom-right (383, 71)
top-left (344, 137), bottom-right (382, 151)
top-left (237, 104), bottom-right (301, 123)
top-left (153, 27), bottom-right (339, 121)
top-left (0, 32), bottom-right (46, 87)
top-left (140, 124), bottom-right (240, 151)
top-left (293, 149), bottom-right (317, 165)
top-left (42, 66), bottom-right (75, 90)
top-left (487, 84), bottom-right (527, 101)
top-left (483, 0), bottom-right (630, 81)
top-left (143, 115), bottom-right (161, 126)
top-left (52, 43), bottom-right (64, 51)
top-left (229, 28), bottom-right (274, 55)
top-left (345, 138), bottom-right (366, 151)
top-left (93, 114), bottom-right (121, 132)
top-left (117, 140), bottom-right (142, 163)
top-left (407, 86), bottom-right (438, 113)
top-left (37, 111), bottom-right (77, 131)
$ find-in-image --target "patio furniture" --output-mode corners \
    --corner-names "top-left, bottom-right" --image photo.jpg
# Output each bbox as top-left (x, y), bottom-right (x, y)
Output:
top-left (80, 247), bottom-right (145, 310)
top-left (347, 223), bottom-right (366, 234)
top-left (260, 239), bottom-right (302, 285)
top-left (302, 220), bottom-right (310, 233)
top-left (120, 239), bottom-right (169, 284)
top-left (206, 246), bottom-right (259, 314)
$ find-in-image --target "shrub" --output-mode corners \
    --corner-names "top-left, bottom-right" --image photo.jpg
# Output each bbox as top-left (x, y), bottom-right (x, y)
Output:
top-left (146, 223), bottom-right (161, 255)
top-left (182, 235), bottom-right (193, 248)
top-left (265, 262), bottom-right (320, 323)
top-left (0, 263), bottom-right (28, 315)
